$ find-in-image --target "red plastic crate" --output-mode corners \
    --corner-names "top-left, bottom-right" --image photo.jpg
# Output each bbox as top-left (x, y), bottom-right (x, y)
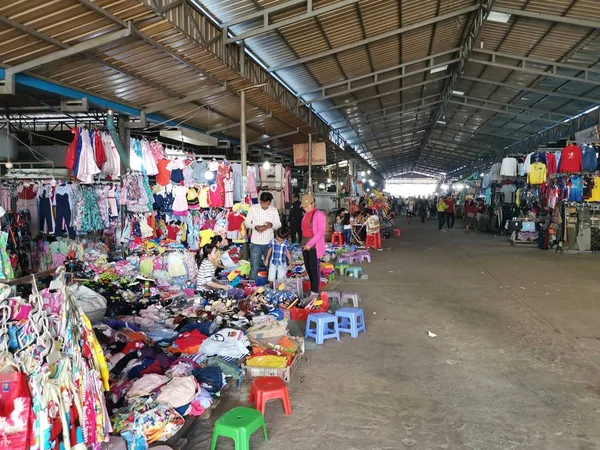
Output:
top-left (289, 297), bottom-right (329, 321)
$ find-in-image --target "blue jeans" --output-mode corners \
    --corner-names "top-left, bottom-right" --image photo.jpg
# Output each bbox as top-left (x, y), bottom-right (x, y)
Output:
top-left (249, 243), bottom-right (269, 281)
top-left (342, 228), bottom-right (351, 244)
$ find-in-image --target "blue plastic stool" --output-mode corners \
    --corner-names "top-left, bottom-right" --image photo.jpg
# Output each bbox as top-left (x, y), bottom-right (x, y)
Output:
top-left (305, 313), bottom-right (340, 345)
top-left (335, 307), bottom-right (366, 338)
top-left (344, 266), bottom-right (363, 278)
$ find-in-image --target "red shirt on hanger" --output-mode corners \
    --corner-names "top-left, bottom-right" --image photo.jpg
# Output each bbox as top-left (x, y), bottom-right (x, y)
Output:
top-left (559, 144), bottom-right (583, 173)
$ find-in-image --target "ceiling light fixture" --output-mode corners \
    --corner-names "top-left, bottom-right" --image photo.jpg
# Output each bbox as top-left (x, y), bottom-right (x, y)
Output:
top-left (430, 65), bottom-right (448, 74)
top-left (451, 90), bottom-right (464, 96)
top-left (437, 120), bottom-right (447, 125)
top-left (487, 11), bottom-right (511, 23)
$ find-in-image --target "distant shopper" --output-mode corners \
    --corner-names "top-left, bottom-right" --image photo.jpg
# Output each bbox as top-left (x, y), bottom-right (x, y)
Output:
top-left (265, 227), bottom-right (292, 287)
top-left (288, 194), bottom-right (303, 244)
top-left (209, 235), bottom-right (229, 276)
top-left (245, 192), bottom-right (282, 281)
top-left (445, 196), bottom-right (456, 229)
top-left (417, 199), bottom-right (427, 223)
top-left (476, 198), bottom-right (487, 232)
top-left (436, 196), bottom-right (448, 231)
top-left (463, 196), bottom-right (477, 233)
top-left (407, 198), bottom-right (415, 224)
top-left (301, 194), bottom-right (326, 297)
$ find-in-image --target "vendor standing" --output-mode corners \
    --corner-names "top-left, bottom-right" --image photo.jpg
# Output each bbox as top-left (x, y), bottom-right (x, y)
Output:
top-left (301, 194), bottom-right (326, 297)
top-left (245, 192), bottom-right (282, 281)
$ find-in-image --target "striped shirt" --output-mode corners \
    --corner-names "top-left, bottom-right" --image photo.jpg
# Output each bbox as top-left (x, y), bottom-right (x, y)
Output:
top-left (196, 259), bottom-right (216, 289)
top-left (244, 204), bottom-right (281, 245)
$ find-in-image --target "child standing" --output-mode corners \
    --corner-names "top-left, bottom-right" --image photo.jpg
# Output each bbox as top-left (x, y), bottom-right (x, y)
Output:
top-left (265, 228), bottom-right (292, 287)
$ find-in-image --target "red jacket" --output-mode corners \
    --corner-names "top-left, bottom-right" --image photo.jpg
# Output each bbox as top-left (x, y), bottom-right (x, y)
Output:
top-left (559, 145), bottom-right (583, 173)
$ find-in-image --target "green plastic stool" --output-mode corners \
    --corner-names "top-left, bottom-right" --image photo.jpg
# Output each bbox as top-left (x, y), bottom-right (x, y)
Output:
top-left (335, 262), bottom-right (350, 275)
top-left (211, 406), bottom-right (268, 450)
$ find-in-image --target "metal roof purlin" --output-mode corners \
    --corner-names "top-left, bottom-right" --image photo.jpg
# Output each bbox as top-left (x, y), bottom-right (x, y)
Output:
top-left (413, 0), bottom-right (496, 172)
top-left (469, 49), bottom-right (600, 87)
top-left (268, 5), bottom-right (479, 72)
top-left (492, 6), bottom-right (600, 29)
top-left (224, 0), bottom-right (361, 44)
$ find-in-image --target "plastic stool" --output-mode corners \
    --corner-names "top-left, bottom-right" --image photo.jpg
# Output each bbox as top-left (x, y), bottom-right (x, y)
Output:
top-left (326, 291), bottom-right (342, 305)
top-left (394, 228), bottom-right (402, 237)
top-left (337, 255), bottom-right (353, 264)
top-left (340, 292), bottom-right (360, 307)
top-left (334, 262), bottom-right (350, 275)
top-left (305, 313), bottom-right (340, 345)
top-left (359, 253), bottom-right (371, 263)
top-left (344, 266), bottom-right (363, 278)
top-left (249, 377), bottom-right (292, 416)
top-left (331, 232), bottom-right (344, 245)
top-left (366, 234), bottom-right (381, 249)
top-left (336, 307), bottom-right (366, 338)
top-left (211, 406), bottom-right (267, 450)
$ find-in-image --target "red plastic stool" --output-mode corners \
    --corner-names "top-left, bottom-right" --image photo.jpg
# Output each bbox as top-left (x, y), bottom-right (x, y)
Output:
top-left (365, 233), bottom-right (381, 249)
top-left (249, 377), bottom-right (292, 416)
top-left (331, 232), bottom-right (344, 245)
top-left (393, 228), bottom-right (402, 237)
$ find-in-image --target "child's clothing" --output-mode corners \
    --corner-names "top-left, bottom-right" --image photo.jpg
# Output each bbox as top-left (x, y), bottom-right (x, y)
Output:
top-left (268, 238), bottom-right (289, 282)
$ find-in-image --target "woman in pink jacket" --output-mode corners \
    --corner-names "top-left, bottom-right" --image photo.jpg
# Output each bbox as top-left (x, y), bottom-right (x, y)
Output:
top-left (301, 194), bottom-right (326, 296)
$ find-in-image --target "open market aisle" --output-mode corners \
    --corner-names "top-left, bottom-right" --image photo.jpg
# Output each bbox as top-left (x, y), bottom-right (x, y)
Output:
top-left (186, 219), bottom-right (600, 450)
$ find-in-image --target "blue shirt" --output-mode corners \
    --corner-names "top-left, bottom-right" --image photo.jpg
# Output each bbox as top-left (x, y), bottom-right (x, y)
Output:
top-left (269, 239), bottom-right (289, 266)
top-left (569, 176), bottom-right (583, 202)
top-left (582, 145), bottom-right (598, 172)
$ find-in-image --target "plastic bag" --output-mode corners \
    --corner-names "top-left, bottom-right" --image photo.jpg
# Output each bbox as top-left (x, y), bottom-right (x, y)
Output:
top-left (70, 284), bottom-right (107, 321)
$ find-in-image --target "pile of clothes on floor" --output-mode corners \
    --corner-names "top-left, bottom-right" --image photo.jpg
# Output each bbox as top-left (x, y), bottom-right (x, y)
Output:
top-left (69, 267), bottom-right (303, 449)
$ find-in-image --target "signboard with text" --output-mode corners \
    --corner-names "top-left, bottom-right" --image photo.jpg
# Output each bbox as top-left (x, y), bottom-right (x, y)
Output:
top-left (293, 142), bottom-right (327, 166)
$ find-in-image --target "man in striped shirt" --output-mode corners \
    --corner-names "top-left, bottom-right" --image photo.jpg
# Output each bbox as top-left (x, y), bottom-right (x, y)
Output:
top-left (245, 192), bottom-right (282, 281)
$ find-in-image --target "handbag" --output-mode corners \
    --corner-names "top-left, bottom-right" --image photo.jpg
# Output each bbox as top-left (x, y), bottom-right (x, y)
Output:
top-left (0, 355), bottom-right (33, 450)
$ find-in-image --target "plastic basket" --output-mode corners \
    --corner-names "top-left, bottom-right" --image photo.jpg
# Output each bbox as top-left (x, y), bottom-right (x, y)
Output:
top-left (289, 296), bottom-right (329, 321)
top-left (243, 339), bottom-right (304, 383)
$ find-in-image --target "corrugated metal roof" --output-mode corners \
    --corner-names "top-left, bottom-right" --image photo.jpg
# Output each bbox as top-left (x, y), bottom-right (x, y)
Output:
top-left (2, 0), bottom-right (599, 176)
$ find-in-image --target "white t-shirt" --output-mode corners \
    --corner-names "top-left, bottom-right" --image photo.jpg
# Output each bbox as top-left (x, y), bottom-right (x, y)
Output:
top-left (500, 157), bottom-right (518, 177)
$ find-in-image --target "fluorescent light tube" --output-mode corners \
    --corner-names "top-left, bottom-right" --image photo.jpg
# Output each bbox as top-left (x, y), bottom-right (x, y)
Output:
top-left (487, 11), bottom-right (511, 23)
top-left (430, 65), bottom-right (448, 74)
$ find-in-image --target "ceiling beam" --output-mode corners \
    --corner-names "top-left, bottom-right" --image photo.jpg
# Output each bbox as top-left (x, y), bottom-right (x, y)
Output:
top-left (247, 127), bottom-right (300, 145)
top-left (1, 25), bottom-right (132, 94)
top-left (446, 100), bottom-right (564, 124)
top-left (224, 0), bottom-right (360, 44)
top-left (461, 75), bottom-right (600, 103)
top-left (320, 88), bottom-right (444, 114)
top-left (336, 103), bottom-right (440, 132)
top-left (143, 84), bottom-right (228, 113)
top-left (299, 47), bottom-right (460, 101)
top-left (492, 6), bottom-right (600, 29)
top-left (268, 5), bottom-right (479, 71)
top-left (469, 49), bottom-right (600, 87)
top-left (413, 0), bottom-right (495, 171)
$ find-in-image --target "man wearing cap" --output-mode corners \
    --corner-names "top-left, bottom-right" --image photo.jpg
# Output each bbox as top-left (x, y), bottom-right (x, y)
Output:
top-left (245, 192), bottom-right (282, 281)
top-left (300, 194), bottom-right (326, 297)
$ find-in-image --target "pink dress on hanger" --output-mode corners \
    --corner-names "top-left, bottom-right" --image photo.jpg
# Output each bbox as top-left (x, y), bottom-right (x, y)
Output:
top-left (246, 166), bottom-right (258, 199)
top-left (224, 177), bottom-right (234, 208)
top-left (172, 185), bottom-right (189, 216)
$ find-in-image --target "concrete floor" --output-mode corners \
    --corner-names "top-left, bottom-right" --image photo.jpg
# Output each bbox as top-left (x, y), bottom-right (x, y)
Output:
top-left (188, 218), bottom-right (600, 450)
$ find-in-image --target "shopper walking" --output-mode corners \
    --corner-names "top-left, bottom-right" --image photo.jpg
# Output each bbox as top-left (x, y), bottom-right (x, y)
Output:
top-left (463, 196), bottom-right (477, 233)
top-left (245, 192), bottom-right (282, 281)
top-left (436, 196), bottom-right (448, 231)
top-left (407, 198), bottom-right (415, 224)
top-left (476, 198), bottom-right (487, 232)
top-left (288, 194), bottom-right (303, 244)
top-left (301, 194), bottom-right (326, 297)
top-left (445, 196), bottom-right (456, 229)
top-left (417, 199), bottom-right (427, 223)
